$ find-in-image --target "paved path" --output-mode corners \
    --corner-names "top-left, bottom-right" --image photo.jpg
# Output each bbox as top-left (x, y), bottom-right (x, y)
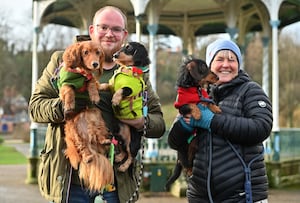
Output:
top-left (0, 164), bottom-right (186, 203)
top-left (1, 138), bottom-right (300, 203)
top-left (0, 164), bottom-right (47, 203)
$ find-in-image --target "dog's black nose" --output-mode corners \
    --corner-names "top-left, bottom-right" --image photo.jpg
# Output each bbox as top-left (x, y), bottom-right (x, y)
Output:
top-left (92, 62), bottom-right (99, 68)
top-left (113, 52), bottom-right (119, 59)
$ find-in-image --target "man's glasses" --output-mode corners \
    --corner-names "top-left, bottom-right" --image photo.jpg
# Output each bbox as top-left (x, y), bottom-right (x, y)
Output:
top-left (96, 24), bottom-right (125, 35)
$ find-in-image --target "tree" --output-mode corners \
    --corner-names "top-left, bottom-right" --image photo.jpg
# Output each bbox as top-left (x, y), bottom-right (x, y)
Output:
top-left (278, 36), bottom-right (300, 127)
top-left (244, 33), bottom-right (263, 84)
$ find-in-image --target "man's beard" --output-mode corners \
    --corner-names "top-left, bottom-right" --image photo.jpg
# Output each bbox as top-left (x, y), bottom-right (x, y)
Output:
top-left (105, 54), bottom-right (113, 63)
top-left (104, 47), bottom-right (119, 63)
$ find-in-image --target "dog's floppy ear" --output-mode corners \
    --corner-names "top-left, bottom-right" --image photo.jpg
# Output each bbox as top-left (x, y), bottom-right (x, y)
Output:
top-left (186, 60), bottom-right (199, 80)
top-left (63, 42), bottom-right (83, 69)
top-left (186, 59), bottom-right (209, 82)
top-left (133, 43), bottom-right (151, 67)
top-left (97, 46), bottom-right (105, 77)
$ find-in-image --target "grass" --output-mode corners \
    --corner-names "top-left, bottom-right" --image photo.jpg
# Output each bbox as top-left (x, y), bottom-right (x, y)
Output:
top-left (0, 104), bottom-right (176, 166)
top-left (161, 103), bottom-right (178, 129)
top-left (0, 144), bottom-right (27, 165)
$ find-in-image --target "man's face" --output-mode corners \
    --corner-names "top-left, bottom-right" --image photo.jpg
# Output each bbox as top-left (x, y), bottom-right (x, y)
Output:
top-left (89, 9), bottom-right (128, 62)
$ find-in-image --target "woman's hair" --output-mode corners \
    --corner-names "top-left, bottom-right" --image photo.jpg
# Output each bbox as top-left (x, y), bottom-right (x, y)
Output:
top-left (206, 38), bottom-right (242, 68)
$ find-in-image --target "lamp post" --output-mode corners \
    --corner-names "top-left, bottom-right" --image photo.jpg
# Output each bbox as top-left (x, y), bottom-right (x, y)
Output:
top-left (130, 0), bottom-right (150, 42)
top-left (27, 0), bottom-right (55, 184)
top-left (130, 0), bottom-right (161, 160)
top-left (26, 0), bottom-right (40, 184)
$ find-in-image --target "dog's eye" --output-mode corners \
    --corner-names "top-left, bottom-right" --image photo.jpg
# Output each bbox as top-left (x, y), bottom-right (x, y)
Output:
top-left (125, 45), bottom-right (134, 54)
top-left (96, 50), bottom-right (101, 55)
top-left (83, 50), bottom-right (89, 55)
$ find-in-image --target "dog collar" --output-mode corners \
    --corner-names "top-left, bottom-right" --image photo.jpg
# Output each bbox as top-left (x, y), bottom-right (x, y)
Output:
top-left (131, 66), bottom-right (143, 75)
top-left (139, 66), bottom-right (149, 73)
top-left (68, 67), bottom-right (93, 81)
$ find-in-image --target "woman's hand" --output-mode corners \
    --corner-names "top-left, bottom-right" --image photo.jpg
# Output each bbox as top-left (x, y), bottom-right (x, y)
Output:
top-left (189, 104), bottom-right (214, 130)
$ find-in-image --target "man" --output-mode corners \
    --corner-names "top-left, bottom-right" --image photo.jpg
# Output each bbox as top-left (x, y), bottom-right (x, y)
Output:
top-left (29, 6), bottom-right (165, 203)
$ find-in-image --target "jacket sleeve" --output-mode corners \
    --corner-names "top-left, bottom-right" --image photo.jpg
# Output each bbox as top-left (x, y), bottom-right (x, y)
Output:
top-left (143, 73), bottom-right (166, 138)
top-left (211, 82), bottom-right (273, 145)
top-left (167, 116), bottom-right (192, 150)
top-left (28, 51), bottom-right (65, 124)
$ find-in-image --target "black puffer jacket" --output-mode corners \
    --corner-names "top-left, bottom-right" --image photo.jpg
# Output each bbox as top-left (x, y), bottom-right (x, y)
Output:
top-left (168, 70), bottom-right (273, 203)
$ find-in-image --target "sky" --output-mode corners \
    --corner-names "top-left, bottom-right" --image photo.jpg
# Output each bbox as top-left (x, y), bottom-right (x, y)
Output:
top-left (1, 0), bottom-right (32, 19)
top-left (1, 0), bottom-right (33, 50)
top-left (2, 0), bottom-right (32, 20)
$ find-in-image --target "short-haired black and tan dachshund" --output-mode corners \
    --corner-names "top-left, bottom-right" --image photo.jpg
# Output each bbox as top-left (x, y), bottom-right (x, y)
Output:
top-left (166, 56), bottom-right (221, 191)
top-left (99, 42), bottom-right (150, 172)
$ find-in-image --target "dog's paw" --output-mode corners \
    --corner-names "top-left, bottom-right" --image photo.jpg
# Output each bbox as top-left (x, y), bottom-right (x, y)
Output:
top-left (98, 83), bottom-right (110, 91)
top-left (117, 164), bottom-right (128, 172)
top-left (64, 109), bottom-right (77, 120)
top-left (100, 138), bottom-right (111, 145)
top-left (83, 154), bottom-right (93, 164)
top-left (185, 168), bottom-right (193, 177)
top-left (189, 104), bottom-right (201, 120)
top-left (114, 152), bottom-right (126, 163)
top-left (117, 157), bottom-right (132, 172)
top-left (209, 104), bottom-right (222, 114)
top-left (63, 102), bottom-right (75, 112)
top-left (111, 95), bottom-right (122, 106)
top-left (90, 94), bottom-right (100, 104)
top-left (111, 89), bottom-right (123, 106)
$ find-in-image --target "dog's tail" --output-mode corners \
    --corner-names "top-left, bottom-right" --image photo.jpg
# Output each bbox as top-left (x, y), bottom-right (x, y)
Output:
top-left (79, 151), bottom-right (114, 192)
top-left (165, 160), bottom-right (183, 191)
top-left (77, 108), bottom-right (114, 191)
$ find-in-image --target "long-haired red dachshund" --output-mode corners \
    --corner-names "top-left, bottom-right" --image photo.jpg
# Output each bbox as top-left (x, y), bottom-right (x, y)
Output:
top-left (58, 41), bottom-right (113, 192)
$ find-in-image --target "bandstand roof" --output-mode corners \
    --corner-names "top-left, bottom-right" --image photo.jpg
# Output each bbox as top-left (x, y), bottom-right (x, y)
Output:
top-left (39, 0), bottom-right (300, 37)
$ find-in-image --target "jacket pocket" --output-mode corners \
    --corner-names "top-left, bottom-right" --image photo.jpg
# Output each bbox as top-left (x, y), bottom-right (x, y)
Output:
top-left (38, 139), bottom-right (53, 197)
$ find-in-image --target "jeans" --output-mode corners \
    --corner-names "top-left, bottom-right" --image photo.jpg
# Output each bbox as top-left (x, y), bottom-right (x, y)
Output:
top-left (101, 191), bottom-right (120, 203)
top-left (64, 184), bottom-right (120, 203)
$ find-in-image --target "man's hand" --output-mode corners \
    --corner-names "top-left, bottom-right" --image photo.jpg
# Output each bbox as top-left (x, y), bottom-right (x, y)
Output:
top-left (120, 117), bottom-right (145, 130)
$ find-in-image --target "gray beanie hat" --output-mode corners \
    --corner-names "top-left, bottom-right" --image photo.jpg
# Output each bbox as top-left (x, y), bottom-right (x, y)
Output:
top-left (206, 39), bottom-right (242, 69)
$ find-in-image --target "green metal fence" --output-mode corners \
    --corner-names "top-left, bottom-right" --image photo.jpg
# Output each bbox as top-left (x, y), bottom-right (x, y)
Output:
top-left (265, 128), bottom-right (300, 162)
top-left (264, 128), bottom-right (300, 187)
top-left (34, 126), bottom-right (300, 188)
top-left (35, 126), bottom-right (300, 163)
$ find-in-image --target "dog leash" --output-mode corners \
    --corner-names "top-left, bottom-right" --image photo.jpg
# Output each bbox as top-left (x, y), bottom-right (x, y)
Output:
top-left (226, 140), bottom-right (264, 203)
top-left (109, 137), bottom-right (118, 165)
top-left (96, 137), bottom-right (118, 203)
top-left (126, 89), bottom-right (148, 203)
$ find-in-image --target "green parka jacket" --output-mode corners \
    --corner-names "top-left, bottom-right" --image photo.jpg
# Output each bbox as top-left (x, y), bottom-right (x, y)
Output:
top-left (28, 50), bottom-right (165, 203)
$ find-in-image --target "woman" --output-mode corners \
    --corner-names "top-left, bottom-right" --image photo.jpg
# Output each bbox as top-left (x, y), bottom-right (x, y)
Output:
top-left (168, 39), bottom-right (273, 203)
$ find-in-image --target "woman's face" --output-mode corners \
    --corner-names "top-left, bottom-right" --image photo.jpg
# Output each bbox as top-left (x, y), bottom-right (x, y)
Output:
top-left (210, 50), bottom-right (239, 84)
